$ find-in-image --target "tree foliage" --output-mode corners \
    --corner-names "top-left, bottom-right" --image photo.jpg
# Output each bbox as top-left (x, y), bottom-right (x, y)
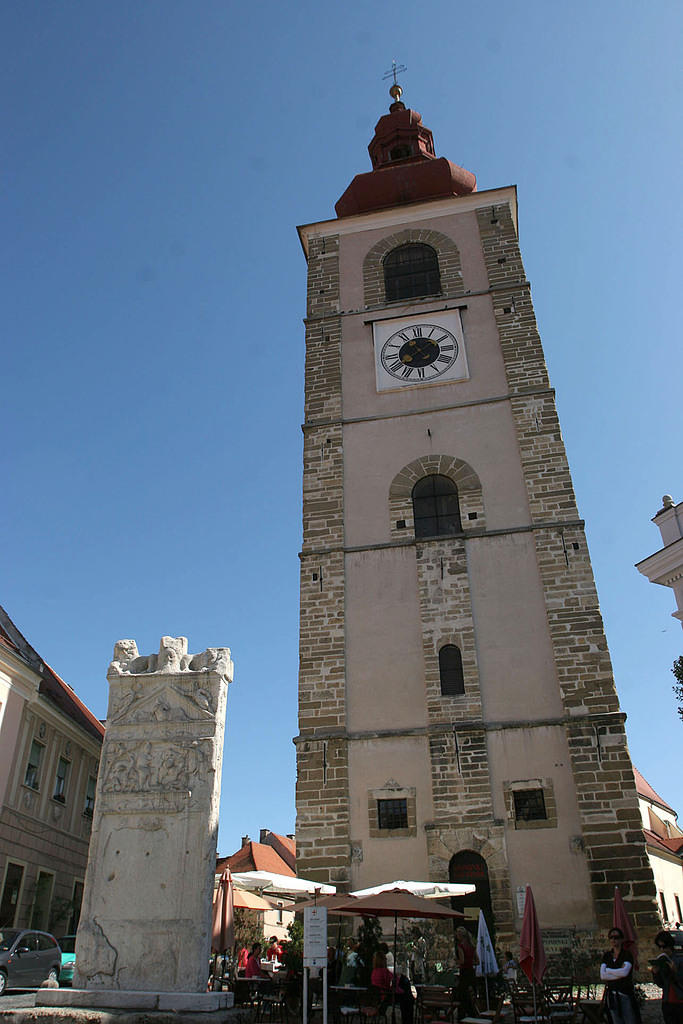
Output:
top-left (673, 656), bottom-right (683, 723)
top-left (233, 908), bottom-right (264, 954)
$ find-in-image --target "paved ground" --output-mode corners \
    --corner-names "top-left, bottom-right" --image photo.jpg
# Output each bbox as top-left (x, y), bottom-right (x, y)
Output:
top-left (0, 995), bottom-right (37, 1010)
top-left (0, 990), bottom-right (667, 1023)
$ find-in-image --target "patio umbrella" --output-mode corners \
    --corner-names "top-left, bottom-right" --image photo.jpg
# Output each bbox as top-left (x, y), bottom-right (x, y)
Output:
top-left (334, 888), bottom-right (464, 1024)
top-left (233, 887), bottom-right (280, 911)
top-left (294, 893), bottom-right (359, 912)
top-left (212, 868), bottom-right (235, 954)
top-left (352, 880), bottom-right (476, 899)
top-left (475, 910), bottom-right (498, 1009)
top-left (519, 886), bottom-right (546, 1022)
top-left (231, 869), bottom-right (336, 897)
top-left (613, 886), bottom-right (639, 969)
top-left (211, 868), bottom-right (235, 990)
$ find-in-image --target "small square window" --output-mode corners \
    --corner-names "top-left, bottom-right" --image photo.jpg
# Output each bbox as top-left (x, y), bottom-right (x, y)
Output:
top-left (513, 788), bottom-right (547, 822)
top-left (377, 798), bottom-right (408, 830)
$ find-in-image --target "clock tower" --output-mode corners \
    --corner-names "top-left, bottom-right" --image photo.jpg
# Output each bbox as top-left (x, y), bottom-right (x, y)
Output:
top-left (295, 86), bottom-right (657, 942)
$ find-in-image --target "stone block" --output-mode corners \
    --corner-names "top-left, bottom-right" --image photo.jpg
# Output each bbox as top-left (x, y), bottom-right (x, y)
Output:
top-left (73, 637), bottom-right (232, 994)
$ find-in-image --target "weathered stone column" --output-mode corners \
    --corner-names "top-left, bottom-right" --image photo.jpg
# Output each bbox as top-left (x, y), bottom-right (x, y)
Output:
top-left (73, 636), bottom-right (232, 995)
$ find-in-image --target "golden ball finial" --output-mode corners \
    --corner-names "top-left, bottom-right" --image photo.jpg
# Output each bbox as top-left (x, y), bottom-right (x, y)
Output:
top-left (389, 83), bottom-right (403, 102)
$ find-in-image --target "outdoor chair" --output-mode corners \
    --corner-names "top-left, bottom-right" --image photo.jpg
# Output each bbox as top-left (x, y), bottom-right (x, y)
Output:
top-left (358, 986), bottom-right (390, 1023)
top-left (544, 982), bottom-right (574, 1024)
top-left (462, 992), bottom-right (508, 1024)
top-left (511, 987), bottom-right (550, 1024)
top-left (329, 988), bottom-right (361, 1024)
top-left (575, 987), bottom-right (606, 1024)
top-left (417, 985), bottom-right (458, 1024)
top-left (255, 983), bottom-right (289, 1024)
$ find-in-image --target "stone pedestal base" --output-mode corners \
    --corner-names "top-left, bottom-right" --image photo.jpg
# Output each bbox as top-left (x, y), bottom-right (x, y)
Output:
top-left (35, 988), bottom-right (234, 1012)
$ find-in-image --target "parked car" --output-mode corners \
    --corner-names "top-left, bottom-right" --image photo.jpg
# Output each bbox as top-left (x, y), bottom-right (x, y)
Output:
top-left (0, 929), bottom-right (61, 994)
top-left (58, 935), bottom-right (76, 986)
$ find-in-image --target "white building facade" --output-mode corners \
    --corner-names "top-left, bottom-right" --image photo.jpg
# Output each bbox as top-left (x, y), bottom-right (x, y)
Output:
top-left (636, 494), bottom-right (683, 628)
top-left (0, 607), bottom-right (103, 934)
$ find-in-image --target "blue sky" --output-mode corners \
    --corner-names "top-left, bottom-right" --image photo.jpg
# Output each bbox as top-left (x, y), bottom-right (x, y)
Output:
top-left (3, 0), bottom-right (681, 858)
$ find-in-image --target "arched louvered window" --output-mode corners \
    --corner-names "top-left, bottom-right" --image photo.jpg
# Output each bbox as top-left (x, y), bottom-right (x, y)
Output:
top-left (439, 645), bottom-right (465, 696)
top-left (383, 243), bottom-right (441, 302)
top-left (412, 475), bottom-right (462, 538)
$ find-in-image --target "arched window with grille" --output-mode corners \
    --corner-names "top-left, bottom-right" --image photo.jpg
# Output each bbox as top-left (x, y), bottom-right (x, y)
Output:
top-left (383, 243), bottom-right (441, 302)
top-left (439, 645), bottom-right (465, 696)
top-left (412, 475), bottom-right (462, 538)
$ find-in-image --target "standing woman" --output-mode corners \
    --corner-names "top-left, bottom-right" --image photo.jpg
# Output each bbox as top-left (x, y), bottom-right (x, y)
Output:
top-left (456, 926), bottom-right (479, 1021)
top-left (650, 931), bottom-right (683, 1024)
top-left (600, 927), bottom-right (640, 1024)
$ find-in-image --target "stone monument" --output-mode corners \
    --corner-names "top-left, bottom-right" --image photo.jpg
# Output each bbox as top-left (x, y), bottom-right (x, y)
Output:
top-left (42, 636), bottom-right (233, 1012)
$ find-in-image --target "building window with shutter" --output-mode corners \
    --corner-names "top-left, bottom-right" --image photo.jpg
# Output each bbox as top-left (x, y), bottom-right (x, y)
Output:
top-left (24, 740), bottom-right (44, 790)
top-left (84, 775), bottom-right (97, 817)
top-left (53, 757), bottom-right (70, 803)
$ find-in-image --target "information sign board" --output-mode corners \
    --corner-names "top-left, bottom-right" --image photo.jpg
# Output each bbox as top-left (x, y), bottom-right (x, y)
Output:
top-left (304, 906), bottom-right (328, 967)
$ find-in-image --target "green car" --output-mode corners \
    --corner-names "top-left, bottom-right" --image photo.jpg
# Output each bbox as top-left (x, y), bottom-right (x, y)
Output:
top-left (58, 936), bottom-right (76, 986)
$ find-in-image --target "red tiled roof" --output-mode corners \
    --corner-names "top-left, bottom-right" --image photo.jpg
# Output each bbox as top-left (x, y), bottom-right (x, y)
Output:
top-left (0, 623), bottom-right (19, 652)
top-left (41, 662), bottom-right (105, 742)
top-left (267, 832), bottom-right (296, 872)
top-left (0, 606), bottom-right (104, 743)
top-left (218, 841), bottom-right (295, 876)
top-left (643, 828), bottom-right (683, 858)
top-left (634, 768), bottom-right (676, 815)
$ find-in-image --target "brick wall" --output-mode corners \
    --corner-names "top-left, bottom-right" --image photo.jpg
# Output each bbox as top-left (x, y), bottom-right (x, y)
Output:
top-left (476, 203), bottom-right (659, 932)
top-left (296, 232), bottom-right (351, 887)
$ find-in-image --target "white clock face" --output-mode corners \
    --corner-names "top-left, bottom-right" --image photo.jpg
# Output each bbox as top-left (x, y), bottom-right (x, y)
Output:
top-left (380, 323), bottom-right (458, 382)
top-left (373, 310), bottom-right (468, 392)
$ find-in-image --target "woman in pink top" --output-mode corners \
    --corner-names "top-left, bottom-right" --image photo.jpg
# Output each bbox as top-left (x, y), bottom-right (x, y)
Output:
top-left (245, 943), bottom-right (268, 979)
top-left (370, 952), bottom-right (414, 1024)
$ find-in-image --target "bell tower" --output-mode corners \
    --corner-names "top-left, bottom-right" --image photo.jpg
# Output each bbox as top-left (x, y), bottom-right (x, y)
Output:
top-left (295, 85), bottom-right (658, 943)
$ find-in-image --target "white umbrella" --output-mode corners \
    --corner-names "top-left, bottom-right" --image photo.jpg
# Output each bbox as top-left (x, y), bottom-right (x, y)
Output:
top-left (351, 879), bottom-right (475, 899)
top-left (230, 870), bottom-right (336, 896)
top-left (475, 909), bottom-right (498, 1009)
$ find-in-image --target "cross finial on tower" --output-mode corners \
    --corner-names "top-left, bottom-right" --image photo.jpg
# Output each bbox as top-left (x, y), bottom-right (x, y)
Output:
top-left (382, 59), bottom-right (407, 106)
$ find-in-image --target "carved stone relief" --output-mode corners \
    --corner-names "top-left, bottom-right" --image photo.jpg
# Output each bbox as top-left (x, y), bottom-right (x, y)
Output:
top-left (74, 636), bottom-right (232, 995)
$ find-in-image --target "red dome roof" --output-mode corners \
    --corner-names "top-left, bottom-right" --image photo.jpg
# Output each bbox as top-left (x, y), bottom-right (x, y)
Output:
top-left (336, 99), bottom-right (476, 218)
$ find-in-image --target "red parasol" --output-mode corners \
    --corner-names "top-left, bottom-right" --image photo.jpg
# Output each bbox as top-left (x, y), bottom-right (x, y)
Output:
top-left (519, 886), bottom-right (546, 985)
top-left (212, 867), bottom-right (235, 954)
top-left (613, 886), bottom-right (639, 969)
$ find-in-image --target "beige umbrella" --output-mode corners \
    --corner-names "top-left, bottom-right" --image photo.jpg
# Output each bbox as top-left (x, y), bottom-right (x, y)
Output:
top-left (233, 888), bottom-right (280, 911)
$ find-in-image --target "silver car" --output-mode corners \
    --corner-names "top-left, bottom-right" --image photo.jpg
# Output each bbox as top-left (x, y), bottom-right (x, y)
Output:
top-left (0, 929), bottom-right (62, 994)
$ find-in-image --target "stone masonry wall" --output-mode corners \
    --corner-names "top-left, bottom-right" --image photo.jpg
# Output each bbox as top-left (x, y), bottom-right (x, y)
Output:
top-left (476, 204), bottom-right (659, 932)
top-left (296, 232), bottom-right (351, 888)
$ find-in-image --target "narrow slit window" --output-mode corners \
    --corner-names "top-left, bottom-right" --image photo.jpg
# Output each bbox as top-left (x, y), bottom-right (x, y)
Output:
top-left (439, 645), bottom-right (465, 695)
